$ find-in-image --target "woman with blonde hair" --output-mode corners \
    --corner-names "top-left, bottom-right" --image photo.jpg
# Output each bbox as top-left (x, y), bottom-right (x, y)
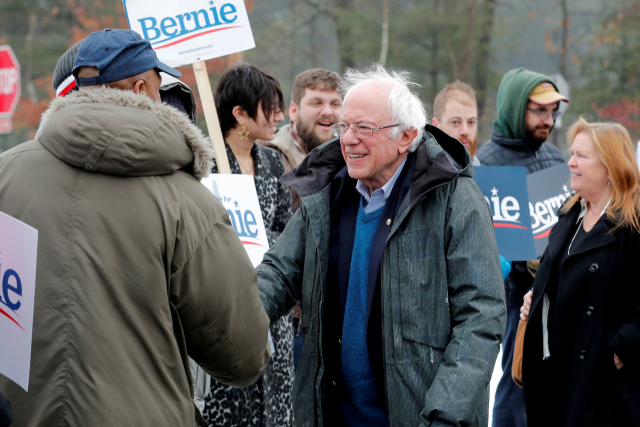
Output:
top-left (520, 118), bottom-right (640, 426)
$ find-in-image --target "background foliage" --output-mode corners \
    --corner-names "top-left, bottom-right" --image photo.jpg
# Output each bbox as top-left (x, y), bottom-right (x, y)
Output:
top-left (1, 0), bottom-right (639, 155)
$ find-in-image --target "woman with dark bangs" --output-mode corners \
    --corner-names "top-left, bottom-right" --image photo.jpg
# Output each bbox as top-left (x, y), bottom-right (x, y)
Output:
top-left (202, 64), bottom-right (293, 427)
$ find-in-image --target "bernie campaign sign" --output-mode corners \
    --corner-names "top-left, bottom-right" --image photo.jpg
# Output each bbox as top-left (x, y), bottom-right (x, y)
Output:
top-left (527, 163), bottom-right (573, 257)
top-left (473, 166), bottom-right (537, 261)
top-left (124, 0), bottom-right (255, 67)
top-left (200, 174), bottom-right (269, 267)
top-left (0, 211), bottom-right (38, 391)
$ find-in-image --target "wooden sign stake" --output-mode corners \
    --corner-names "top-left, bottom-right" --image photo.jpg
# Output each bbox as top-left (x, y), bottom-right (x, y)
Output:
top-left (192, 60), bottom-right (231, 174)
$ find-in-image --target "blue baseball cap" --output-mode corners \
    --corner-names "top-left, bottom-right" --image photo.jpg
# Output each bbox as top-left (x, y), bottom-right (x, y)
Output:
top-left (73, 28), bottom-right (181, 87)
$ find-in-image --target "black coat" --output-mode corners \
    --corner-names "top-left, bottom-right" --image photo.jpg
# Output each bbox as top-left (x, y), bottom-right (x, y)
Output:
top-left (0, 391), bottom-right (11, 427)
top-left (522, 201), bottom-right (640, 427)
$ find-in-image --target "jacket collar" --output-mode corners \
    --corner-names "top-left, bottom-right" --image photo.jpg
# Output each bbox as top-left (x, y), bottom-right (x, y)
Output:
top-left (160, 74), bottom-right (197, 125)
top-left (575, 196), bottom-right (613, 224)
top-left (280, 124), bottom-right (470, 207)
top-left (38, 87), bottom-right (214, 179)
top-left (547, 200), bottom-right (617, 263)
top-left (264, 124), bottom-right (306, 167)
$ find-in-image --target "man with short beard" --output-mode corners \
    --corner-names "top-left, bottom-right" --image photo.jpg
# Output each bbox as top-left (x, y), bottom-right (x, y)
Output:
top-left (259, 68), bottom-right (342, 212)
top-left (476, 68), bottom-right (569, 427)
top-left (431, 80), bottom-right (480, 165)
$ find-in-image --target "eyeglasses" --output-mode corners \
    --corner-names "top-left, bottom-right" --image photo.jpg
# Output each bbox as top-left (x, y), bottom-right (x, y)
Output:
top-left (527, 108), bottom-right (562, 121)
top-left (332, 123), bottom-right (400, 139)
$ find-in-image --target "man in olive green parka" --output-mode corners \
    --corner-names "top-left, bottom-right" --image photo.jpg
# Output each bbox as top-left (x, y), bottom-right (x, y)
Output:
top-left (0, 29), bottom-right (270, 427)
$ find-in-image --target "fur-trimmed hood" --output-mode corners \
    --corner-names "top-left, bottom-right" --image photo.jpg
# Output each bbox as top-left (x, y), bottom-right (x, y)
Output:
top-left (38, 87), bottom-right (214, 179)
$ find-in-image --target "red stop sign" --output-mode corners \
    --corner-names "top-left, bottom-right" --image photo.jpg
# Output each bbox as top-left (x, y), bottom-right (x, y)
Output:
top-left (0, 46), bottom-right (20, 118)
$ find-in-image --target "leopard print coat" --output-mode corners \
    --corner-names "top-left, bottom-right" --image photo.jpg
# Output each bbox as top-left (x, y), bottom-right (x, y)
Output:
top-left (204, 142), bottom-right (294, 427)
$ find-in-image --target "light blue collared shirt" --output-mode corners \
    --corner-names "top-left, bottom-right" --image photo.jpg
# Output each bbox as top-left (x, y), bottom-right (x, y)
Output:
top-left (355, 157), bottom-right (408, 213)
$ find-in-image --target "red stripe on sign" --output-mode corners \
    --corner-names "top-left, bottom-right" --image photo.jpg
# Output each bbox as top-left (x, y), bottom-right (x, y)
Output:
top-left (155, 26), bottom-right (243, 49)
top-left (241, 240), bottom-right (266, 248)
top-left (0, 307), bottom-right (25, 332)
top-left (494, 223), bottom-right (528, 230)
top-left (534, 229), bottom-right (552, 239)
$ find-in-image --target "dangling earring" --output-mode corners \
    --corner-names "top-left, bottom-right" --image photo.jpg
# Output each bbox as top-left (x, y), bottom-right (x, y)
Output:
top-left (608, 179), bottom-right (611, 187)
top-left (239, 122), bottom-right (250, 140)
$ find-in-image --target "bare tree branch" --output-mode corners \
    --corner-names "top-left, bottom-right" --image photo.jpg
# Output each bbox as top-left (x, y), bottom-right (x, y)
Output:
top-left (475, 0), bottom-right (497, 119)
top-left (459, 0), bottom-right (477, 82)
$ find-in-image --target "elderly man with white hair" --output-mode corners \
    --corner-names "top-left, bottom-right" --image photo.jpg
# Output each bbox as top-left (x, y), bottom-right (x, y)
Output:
top-left (257, 65), bottom-right (506, 426)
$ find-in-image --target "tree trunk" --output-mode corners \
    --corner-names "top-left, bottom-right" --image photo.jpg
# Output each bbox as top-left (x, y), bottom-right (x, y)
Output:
top-left (335, 0), bottom-right (355, 69)
top-left (25, 13), bottom-right (38, 104)
top-left (309, 13), bottom-right (319, 67)
top-left (475, 0), bottom-right (496, 120)
top-left (429, 0), bottom-right (441, 97)
top-left (559, 0), bottom-right (568, 76)
top-left (379, 0), bottom-right (389, 65)
top-left (460, 1), bottom-right (477, 82)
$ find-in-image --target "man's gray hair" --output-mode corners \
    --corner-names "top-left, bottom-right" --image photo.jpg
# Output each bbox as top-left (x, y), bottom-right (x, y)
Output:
top-left (340, 64), bottom-right (427, 152)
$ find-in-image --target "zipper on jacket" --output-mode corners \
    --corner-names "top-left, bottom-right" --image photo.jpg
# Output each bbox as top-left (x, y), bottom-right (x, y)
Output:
top-left (381, 259), bottom-right (391, 427)
top-left (380, 180), bottom-right (458, 425)
top-left (315, 254), bottom-right (326, 427)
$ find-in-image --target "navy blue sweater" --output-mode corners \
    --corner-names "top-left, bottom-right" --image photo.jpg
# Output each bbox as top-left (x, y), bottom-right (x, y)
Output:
top-left (340, 201), bottom-right (387, 426)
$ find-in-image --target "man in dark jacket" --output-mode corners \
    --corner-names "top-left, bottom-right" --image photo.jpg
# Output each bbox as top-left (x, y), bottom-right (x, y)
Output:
top-left (475, 67), bottom-right (569, 427)
top-left (0, 391), bottom-right (11, 427)
top-left (257, 65), bottom-right (506, 426)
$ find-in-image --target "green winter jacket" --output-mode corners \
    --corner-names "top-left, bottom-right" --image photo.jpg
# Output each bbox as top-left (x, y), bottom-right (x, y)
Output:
top-left (0, 87), bottom-right (271, 427)
top-left (257, 126), bottom-right (507, 427)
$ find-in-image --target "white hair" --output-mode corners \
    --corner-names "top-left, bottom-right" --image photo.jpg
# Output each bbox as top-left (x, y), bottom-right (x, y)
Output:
top-left (340, 64), bottom-right (427, 152)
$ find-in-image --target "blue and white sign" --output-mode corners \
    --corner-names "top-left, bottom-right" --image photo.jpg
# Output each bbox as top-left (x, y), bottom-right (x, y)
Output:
top-left (473, 166), bottom-right (537, 261)
top-left (124, 0), bottom-right (255, 67)
top-left (527, 163), bottom-right (573, 257)
top-left (200, 174), bottom-right (268, 267)
top-left (0, 211), bottom-right (38, 392)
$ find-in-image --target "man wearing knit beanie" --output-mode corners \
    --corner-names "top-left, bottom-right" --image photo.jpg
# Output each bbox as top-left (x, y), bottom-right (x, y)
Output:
top-left (34, 40), bottom-right (84, 138)
top-left (52, 40), bottom-right (83, 97)
top-left (39, 39), bottom-right (195, 138)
